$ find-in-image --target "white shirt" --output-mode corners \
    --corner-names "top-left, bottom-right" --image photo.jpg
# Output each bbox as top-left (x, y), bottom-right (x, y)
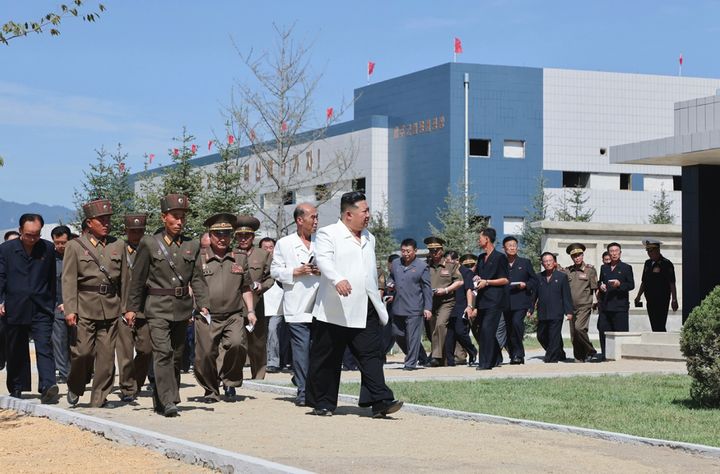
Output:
top-left (270, 232), bottom-right (319, 323)
top-left (312, 220), bottom-right (388, 328)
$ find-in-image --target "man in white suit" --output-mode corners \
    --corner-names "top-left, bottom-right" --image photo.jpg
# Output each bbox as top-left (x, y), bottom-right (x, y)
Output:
top-left (306, 191), bottom-right (403, 417)
top-left (270, 203), bottom-right (320, 406)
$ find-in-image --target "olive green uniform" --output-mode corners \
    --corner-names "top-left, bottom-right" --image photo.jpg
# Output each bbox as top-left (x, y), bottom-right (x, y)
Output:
top-left (428, 260), bottom-right (461, 361)
top-left (194, 248), bottom-right (251, 399)
top-left (240, 247), bottom-right (274, 379)
top-left (564, 263), bottom-right (598, 360)
top-left (126, 232), bottom-right (209, 411)
top-left (62, 234), bottom-right (127, 407)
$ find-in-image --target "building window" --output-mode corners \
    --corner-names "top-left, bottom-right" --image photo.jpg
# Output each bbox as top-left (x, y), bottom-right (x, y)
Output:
top-left (282, 191), bottom-right (296, 206)
top-left (315, 184), bottom-right (329, 202)
top-left (352, 177), bottom-right (366, 193)
top-left (562, 172), bottom-right (589, 188)
top-left (503, 217), bottom-right (524, 236)
top-left (673, 175), bottom-right (682, 191)
top-left (503, 140), bottom-right (525, 159)
top-left (599, 147), bottom-right (607, 156)
top-left (620, 173), bottom-right (631, 190)
top-left (469, 139), bottom-right (491, 157)
top-left (259, 194), bottom-right (265, 209)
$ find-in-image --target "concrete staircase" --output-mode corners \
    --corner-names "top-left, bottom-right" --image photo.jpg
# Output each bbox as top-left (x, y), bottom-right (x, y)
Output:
top-left (616, 332), bottom-right (684, 361)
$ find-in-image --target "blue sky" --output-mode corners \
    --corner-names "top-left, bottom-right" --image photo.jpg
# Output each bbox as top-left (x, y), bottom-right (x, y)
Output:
top-left (2, 0), bottom-right (719, 207)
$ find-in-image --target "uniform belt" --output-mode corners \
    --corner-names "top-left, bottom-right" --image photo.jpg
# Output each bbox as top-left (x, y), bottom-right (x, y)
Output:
top-left (78, 284), bottom-right (117, 296)
top-left (147, 286), bottom-right (190, 297)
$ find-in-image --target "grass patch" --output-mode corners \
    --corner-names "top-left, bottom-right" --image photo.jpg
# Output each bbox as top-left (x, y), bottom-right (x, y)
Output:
top-left (340, 374), bottom-right (720, 447)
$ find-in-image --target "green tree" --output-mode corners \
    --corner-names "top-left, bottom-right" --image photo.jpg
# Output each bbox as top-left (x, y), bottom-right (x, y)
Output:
top-left (556, 187), bottom-right (594, 222)
top-left (73, 144), bottom-right (134, 233)
top-left (520, 174), bottom-right (550, 266)
top-left (198, 132), bottom-right (253, 217)
top-left (649, 185), bottom-right (675, 224)
top-left (1, 1), bottom-right (105, 45)
top-left (681, 285), bottom-right (720, 407)
top-left (368, 200), bottom-right (398, 266)
top-left (132, 157), bottom-right (164, 234)
top-left (429, 184), bottom-right (487, 255)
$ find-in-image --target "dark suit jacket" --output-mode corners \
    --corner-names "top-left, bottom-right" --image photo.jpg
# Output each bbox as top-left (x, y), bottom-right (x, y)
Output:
top-left (0, 238), bottom-right (56, 324)
top-left (506, 256), bottom-right (538, 311)
top-left (599, 261), bottom-right (635, 312)
top-left (475, 249), bottom-right (509, 310)
top-left (535, 270), bottom-right (573, 320)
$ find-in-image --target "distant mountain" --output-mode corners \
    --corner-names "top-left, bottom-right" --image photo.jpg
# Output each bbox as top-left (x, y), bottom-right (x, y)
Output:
top-left (0, 198), bottom-right (75, 228)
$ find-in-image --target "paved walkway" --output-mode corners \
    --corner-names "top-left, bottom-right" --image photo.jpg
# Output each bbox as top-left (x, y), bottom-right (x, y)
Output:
top-left (2, 348), bottom-right (717, 472)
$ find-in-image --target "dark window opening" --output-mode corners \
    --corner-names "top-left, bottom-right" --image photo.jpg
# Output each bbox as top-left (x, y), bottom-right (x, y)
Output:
top-left (599, 147), bottom-right (607, 155)
top-left (315, 184), bottom-right (329, 202)
top-left (282, 191), bottom-right (296, 205)
top-left (469, 139), bottom-right (491, 157)
top-left (620, 173), bottom-right (631, 190)
top-left (673, 175), bottom-right (682, 191)
top-left (352, 177), bottom-right (366, 192)
top-left (562, 171), bottom-right (590, 188)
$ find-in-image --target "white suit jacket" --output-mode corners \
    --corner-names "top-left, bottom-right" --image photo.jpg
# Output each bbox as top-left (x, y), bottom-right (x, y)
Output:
top-left (270, 232), bottom-right (319, 323)
top-left (312, 220), bottom-right (388, 328)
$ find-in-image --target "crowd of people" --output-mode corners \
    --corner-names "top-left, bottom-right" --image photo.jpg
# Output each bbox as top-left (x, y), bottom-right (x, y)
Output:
top-left (0, 191), bottom-right (678, 418)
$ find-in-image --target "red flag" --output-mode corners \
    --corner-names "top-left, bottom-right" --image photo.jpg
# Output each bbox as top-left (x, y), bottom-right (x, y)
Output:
top-left (118, 162), bottom-right (126, 172)
top-left (207, 139), bottom-right (213, 151)
top-left (228, 134), bottom-right (235, 145)
top-left (173, 148), bottom-right (179, 157)
top-left (148, 153), bottom-right (155, 164)
top-left (454, 37), bottom-right (463, 54)
top-left (368, 61), bottom-right (375, 76)
top-left (249, 129), bottom-right (256, 142)
top-left (281, 121), bottom-right (288, 132)
top-left (191, 144), bottom-right (198, 154)
top-left (326, 107), bottom-right (334, 120)
top-left (679, 54), bottom-right (683, 66)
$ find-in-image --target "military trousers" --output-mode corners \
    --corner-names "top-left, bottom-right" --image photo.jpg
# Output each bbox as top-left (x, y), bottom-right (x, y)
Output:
top-left (116, 317), bottom-right (152, 397)
top-left (570, 304), bottom-right (596, 360)
top-left (148, 318), bottom-right (187, 410)
top-left (194, 313), bottom-right (247, 399)
top-left (245, 313), bottom-right (268, 379)
top-left (67, 317), bottom-right (117, 407)
top-left (430, 297), bottom-right (455, 361)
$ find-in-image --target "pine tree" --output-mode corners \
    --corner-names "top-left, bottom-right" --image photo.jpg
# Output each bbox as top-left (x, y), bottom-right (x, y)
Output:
top-left (73, 144), bottom-right (134, 234)
top-left (429, 184), bottom-right (487, 255)
top-left (368, 200), bottom-right (398, 266)
top-left (649, 185), bottom-right (675, 224)
top-left (520, 174), bottom-right (550, 266)
top-left (556, 187), bottom-right (594, 222)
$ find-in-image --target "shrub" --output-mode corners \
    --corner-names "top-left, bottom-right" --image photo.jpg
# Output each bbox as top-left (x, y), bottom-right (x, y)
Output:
top-left (680, 286), bottom-right (720, 407)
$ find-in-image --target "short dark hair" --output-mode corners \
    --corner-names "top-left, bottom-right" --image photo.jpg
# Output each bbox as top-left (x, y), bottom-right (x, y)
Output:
top-left (400, 238), bottom-right (417, 249)
top-left (602, 251), bottom-right (610, 259)
top-left (540, 251), bottom-right (557, 262)
top-left (502, 235), bottom-right (518, 246)
top-left (258, 237), bottom-right (276, 247)
top-left (340, 191), bottom-right (366, 213)
top-left (388, 254), bottom-right (400, 263)
top-left (81, 219), bottom-right (89, 231)
top-left (19, 213), bottom-right (44, 229)
top-left (607, 242), bottom-right (622, 251)
top-left (444, 250), bottom-right (459, 260)
top-left (293, 205), bottom-right (306, 221)
top-left (3, 230), bottom-right (19, 241)
top-left (51, 225), bottom-right (72, 239)
top-left (480, 227), bottom-right (497, 243)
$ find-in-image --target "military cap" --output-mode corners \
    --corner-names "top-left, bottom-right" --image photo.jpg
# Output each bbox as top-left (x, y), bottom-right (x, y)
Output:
top-left (160, 194), bottom-right (190, 213)
top-left (235, 215), bottom-right (260, 234)
top-left (566, 243), bottom-right (586, 256)
top-left (124, 213), bottom-right (147, 230)
top-left (423, 236), bottom-right (445, 249)
top-left (643, 238), bottom-right (662, 250)
top-left (204, 213), bottom-right (237, 231)
top-left (83, 199), bottom-right (113, 219)
top-left (460, 253), bottom-right (478, 266)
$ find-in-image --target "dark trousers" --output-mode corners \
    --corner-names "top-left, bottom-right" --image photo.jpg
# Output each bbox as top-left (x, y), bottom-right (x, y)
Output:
top-left (148, 318), bottom-right (187, 410)
top-left (307, 302), bottom-right (394, 411)
top-left (647, 298), bottom-right (670, 332)
top-left (598, 310), bottom-right (629, 355)
top-left (5, 313), bottom-right (56, 394)
top-left (182, 320), bottom-right (195, 372)
top-left (392, 314), bottom-right (425, 368)
top-left (52, 315), bottom-right (71, 379)
top-left (503, 309), bottom-right (527, 360)
top-left (0, 317), bottom-right (6, 369)
top-left (288, 322), bottom-right (312, 404)
top-left (475, 307), bottom-right (503, 369)
top-left (381, 313), bottom-right (395, 356)
top-left (444, 316), bottom-right (477, 366)
top-left (537, 319), bottom-right (566, 362)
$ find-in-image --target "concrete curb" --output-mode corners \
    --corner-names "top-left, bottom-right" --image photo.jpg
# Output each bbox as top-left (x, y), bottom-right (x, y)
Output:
top-left (0, 396), bottom-right (311, 474)
top-left (244, 381), bottom-right (720, 459)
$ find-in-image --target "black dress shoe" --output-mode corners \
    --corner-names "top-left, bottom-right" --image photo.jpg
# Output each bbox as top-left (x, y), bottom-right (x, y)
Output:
top-left (266, 366), bottom-right (281, 374)
top-left (510, 357), bottom-right (524, 365)
top-left (56, 376), bottom-right (68, 384)
top-left (41, 384), bottom-right (59, 404)
top-left (372, 399), bottom-right (404, 418)
top-left (163, 403), bottom-right (179, 417)
top-left (10, 389), bottom-right (21, 399)
top-left (428, 359), bottom-right (441, 368)
top-left (476, 366), bottom-right (492, 371)
top-left (120, 394), bottom-right (137, 403)
top-left (67, 390), bottom-right (79, 406)
top-left (224, 385), bottom-right (236, 398)
top-left (468, 354), bottom-right (478, 366)
top-left (311, 408), bottom-right (333, 416)
top-left (402, 366), bottom-right (417, 371)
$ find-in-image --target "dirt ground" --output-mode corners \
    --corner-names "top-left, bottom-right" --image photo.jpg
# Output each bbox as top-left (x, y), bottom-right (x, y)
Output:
top-left (0, 409), bottom-right (212, 473)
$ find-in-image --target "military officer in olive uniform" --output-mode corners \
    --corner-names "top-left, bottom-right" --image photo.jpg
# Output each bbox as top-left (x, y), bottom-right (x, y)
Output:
top-left (424, 236), bottom-right (463, 367)
top-left (63, 199), bottom-right (128, 407)
top-left (634, 239), bottom-right (678, 332)
top-left (234, 215), bottom-right (274, 379)
top-left (125, 194), bottom-right (210, 417)
top-left (117, 214), bottom-right (152, 402)
top-left (195, 213), bottom-right (256, 402)
top-left (562, 243), bottom-right (598, 362)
